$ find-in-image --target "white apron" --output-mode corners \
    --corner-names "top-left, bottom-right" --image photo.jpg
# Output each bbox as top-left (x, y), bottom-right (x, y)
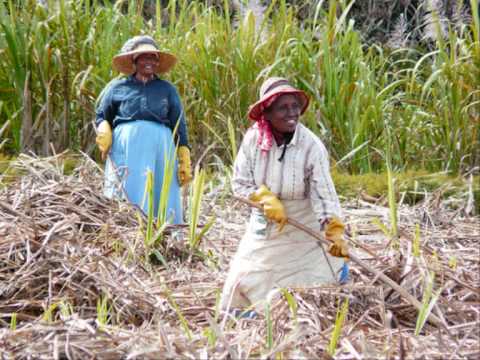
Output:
top-left (221, 199), bottom-right (345, 310)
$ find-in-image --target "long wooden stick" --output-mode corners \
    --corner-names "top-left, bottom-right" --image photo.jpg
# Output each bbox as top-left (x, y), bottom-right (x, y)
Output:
top-left (233, 195), bottom-right (447, 330)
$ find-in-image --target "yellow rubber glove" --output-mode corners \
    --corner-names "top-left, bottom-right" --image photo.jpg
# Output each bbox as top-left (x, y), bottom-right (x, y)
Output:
top-left (249, 185), bottom-right (287, 231)
top-left (325, 217), bottom-right (349, 258)
top-left (96, 120), bottom-right (112, 161)
top-left (177, 146), bottom-right (192, 187)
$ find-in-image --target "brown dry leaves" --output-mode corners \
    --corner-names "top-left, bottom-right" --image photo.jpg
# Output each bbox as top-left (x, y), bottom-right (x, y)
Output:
top-left (0, 153), bottom-right (478, 359)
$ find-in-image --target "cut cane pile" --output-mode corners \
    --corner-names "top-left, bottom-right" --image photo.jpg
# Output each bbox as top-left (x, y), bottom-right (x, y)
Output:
top-left (1, 154), bottom-right (479, 358)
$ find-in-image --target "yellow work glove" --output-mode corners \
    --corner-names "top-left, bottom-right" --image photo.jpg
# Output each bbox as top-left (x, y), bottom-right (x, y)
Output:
top-left (177, 146), bottom-right (192, 187)
top-left (249, 185), bottom-right (287, 231)
top-left (95, 120), bottom-right (112, 161)
top-left (325, 217), bottom-right (349, 258)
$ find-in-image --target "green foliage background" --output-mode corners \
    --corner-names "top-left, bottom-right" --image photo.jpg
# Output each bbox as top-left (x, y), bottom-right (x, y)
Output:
top-left (0, 0), bottom-right (478, 174)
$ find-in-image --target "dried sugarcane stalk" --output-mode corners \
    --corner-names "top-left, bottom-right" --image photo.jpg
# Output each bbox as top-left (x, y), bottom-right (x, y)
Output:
top-left (233, 195), bottom-right (448, 331)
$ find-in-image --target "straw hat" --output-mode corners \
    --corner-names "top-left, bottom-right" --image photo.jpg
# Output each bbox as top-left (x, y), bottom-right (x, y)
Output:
top-left (112, 35), bottom-right (177, 75)
top-left (248, 77), bottom-right (309, 121)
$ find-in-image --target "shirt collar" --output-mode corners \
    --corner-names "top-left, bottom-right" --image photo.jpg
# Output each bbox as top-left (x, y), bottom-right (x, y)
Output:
top-left (270, 123), bottom-right (301, 150)
top-left (127, 74), bottom-right (158, 84)
top-left (288, 123), bottom-right (302, 147)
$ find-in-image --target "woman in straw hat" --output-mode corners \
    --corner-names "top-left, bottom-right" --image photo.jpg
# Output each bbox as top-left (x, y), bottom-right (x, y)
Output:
top-left (95, 35), bottom-right (191, 223)
top-left (221, 77), bottom-right (349, 315)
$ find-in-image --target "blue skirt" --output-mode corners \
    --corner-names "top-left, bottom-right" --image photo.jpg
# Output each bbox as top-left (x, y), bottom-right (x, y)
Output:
top-left (104, 120), bottom-right (183, 224)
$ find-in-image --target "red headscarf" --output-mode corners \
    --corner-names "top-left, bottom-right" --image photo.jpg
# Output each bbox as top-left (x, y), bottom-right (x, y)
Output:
top-left (254, 94), bottom-right (281, 155)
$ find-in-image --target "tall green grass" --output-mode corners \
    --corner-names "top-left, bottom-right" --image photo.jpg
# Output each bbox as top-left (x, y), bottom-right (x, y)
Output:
top-left (141, 143), bottom-right (177, 265)
top-left (0, 0), bottom-right (478, 173)
top-left (96, 292), bottom-right (112, 328)
top-left (9, 312), bottom-right (16, 330)
top-left (188, 167), bottom-right (215, 251)
top-left (415, 271), bottom-right (442, 336)
top-left (327, 297), bottom-right (349, 356)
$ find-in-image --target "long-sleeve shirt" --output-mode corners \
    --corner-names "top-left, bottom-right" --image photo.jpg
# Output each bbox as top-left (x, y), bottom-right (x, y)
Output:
top-left (95, 75), bottom-right (189, 147)
top-left (232, 123), bottom-right (341, 221)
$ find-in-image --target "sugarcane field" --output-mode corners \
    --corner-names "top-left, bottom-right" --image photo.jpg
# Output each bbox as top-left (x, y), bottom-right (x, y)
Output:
top-left (0, 1), bottom-right (479, 359)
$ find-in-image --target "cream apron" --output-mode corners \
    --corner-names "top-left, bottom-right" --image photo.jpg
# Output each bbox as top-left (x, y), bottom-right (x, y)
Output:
top-left (221, 199), bottom-right (345, 310)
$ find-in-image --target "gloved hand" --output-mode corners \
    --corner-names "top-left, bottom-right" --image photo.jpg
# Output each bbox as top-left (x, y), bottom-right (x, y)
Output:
top-left (249, 185), bottom-right (287, 231)
top-left (324, 217), bottom-right (349, 258)
top-left (177, 146), bottom-right (192, 187)
top-left (96, 120), bottom-right (112, 161)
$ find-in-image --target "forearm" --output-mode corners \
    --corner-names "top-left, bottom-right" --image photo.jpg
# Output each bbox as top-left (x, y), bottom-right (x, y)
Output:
top-left (232, 177), bottom-right (257, 199)
top-left (167, 84), bottom-right (189, 147)
top-left (95, 80), bottom-right (118, 128)
top-left (232, 147), bottom-right (256, 198)
top-left (175, 118), bottom-right (189, 147)
top-left (311, 195), bottom-right (342, 224)
top-left (310, 144), bottom-right (342, 222)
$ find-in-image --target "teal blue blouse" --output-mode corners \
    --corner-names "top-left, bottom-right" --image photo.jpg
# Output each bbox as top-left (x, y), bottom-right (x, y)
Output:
top-left (95, 75), bottom-right (189, 146)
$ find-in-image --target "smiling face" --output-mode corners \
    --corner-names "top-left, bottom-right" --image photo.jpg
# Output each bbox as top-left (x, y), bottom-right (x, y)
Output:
top-left (134, 53), bottom-right (159, 78)
top-left (264, 94), bottom-right (302, 135)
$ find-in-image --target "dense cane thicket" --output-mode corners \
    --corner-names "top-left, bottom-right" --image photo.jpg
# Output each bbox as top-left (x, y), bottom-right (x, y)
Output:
top-left (0, 0), bottom-right (478, 173)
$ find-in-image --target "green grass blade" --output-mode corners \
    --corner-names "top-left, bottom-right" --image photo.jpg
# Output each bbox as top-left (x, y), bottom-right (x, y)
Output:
top-left (327, 297), bottom-right (349, 356)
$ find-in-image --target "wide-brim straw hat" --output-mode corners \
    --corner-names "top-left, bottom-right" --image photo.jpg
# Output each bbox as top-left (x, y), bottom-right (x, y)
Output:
top-left (112, 35), bottom-right (177, 75)
top-left (248, 77), bottom-right (309, 121)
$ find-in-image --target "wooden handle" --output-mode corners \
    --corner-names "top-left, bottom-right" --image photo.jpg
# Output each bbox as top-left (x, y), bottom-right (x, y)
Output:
top-left (233, 195), bottom-right (447, 330)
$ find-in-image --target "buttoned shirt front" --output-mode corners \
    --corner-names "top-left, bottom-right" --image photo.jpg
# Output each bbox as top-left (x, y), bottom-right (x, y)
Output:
top-left (233, 123), bottom-right (341, 221)
top-left (95, 75), bottom-right (188, 146)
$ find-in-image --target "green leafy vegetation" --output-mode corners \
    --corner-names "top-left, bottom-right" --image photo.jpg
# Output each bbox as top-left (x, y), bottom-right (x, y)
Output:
top-left (332, 168), bottom-right (479, 212)
top-left (327, 297), bottom-right (349, 356)
top-left (0, 0), bottom-right (477, 174)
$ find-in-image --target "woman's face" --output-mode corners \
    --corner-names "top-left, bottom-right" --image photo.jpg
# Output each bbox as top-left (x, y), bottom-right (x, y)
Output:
top-left (135, 53), bottom-right (159, 77)
top-left (265, 94), bottom-right (302, 134)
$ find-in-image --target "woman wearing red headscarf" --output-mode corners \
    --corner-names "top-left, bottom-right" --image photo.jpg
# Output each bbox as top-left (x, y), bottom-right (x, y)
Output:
top-left (221, 77), bottom-right (349, 314)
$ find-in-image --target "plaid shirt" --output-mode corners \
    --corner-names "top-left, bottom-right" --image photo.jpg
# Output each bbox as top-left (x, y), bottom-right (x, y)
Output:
top-left (233, 123), bottom-right (341, 221)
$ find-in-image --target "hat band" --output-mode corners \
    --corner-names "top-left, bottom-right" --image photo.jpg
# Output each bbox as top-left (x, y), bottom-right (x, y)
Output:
top-left (263, 79), bottom-right (291, 95)
top-left (133, 52), bottom-right (159, 61)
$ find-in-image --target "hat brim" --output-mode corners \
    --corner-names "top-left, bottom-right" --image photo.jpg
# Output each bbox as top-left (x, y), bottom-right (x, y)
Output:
top-left (112, 49), bottom-right (177, 75)
top-left (248, 86), bottom-right (309, 121)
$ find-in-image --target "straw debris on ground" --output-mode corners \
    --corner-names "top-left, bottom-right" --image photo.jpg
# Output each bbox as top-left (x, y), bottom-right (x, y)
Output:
top-left (0, 154), bottom-right (479, 358)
